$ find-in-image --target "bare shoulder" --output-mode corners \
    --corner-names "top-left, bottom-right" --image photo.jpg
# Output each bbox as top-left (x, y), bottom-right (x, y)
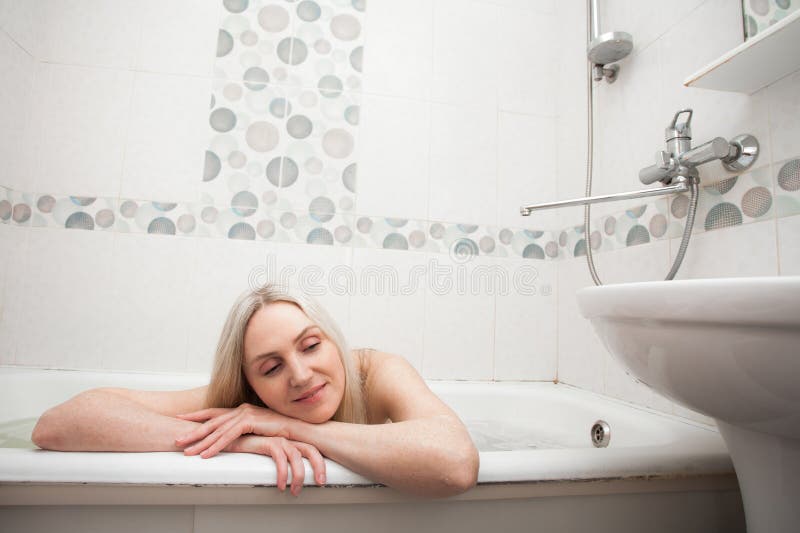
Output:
top-left (354, 348), bottom-right (456, 423)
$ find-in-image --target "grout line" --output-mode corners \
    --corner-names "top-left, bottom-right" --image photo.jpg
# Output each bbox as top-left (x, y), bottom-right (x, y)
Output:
top-left (0, 25), bottom-right (35, 60)
top-left (764, 79), bottom-right (783, 275)
top-left (426, 0), bottom-right (435, 231)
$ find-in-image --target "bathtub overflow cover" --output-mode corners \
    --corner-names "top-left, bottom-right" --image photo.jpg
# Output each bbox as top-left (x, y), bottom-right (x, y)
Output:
top-left (591, 420), bottom-right (611, 448)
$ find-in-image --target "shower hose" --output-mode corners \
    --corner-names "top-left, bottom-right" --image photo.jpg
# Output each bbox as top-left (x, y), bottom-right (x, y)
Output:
top-left (582, 9), bottom-right (699, 285)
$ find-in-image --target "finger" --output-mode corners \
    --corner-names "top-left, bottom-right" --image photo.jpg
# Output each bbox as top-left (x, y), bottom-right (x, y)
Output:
top-left (290, 441), bottom-right (326, 485)
top-left (284, 443), bottom-right (306, 496)
top-left (177, 409), bottom-right (241, 447)
top-left (185, 412), bottom-right (249, 457)
top-left (175, 408), bottom-right (228, 421)
top-left (265, 441), bottom-right (288, 492)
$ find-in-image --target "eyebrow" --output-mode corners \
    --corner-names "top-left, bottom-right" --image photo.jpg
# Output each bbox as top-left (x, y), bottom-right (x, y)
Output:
top-left (248, 325), bottom-right (320, 367)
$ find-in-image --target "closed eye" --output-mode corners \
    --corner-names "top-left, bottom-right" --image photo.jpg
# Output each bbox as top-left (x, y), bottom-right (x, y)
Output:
top-left (264, 363), bottom-right (281, 376)
top-left (304, 342), bottom-right (320, 352)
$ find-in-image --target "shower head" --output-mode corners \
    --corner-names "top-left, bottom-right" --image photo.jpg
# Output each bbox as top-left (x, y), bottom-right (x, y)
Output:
top-left (587, 31), bottom-right (633, 65)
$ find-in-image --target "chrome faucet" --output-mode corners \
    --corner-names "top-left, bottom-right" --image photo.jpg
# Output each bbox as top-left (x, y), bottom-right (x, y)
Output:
top-left (519, 109), bottom-right (760, 215)
top-left (638, 109), bottom-right (759, 186)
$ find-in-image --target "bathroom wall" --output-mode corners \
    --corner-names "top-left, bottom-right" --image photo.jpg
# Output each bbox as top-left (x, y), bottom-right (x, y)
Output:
top-left (555, 0), bottom-right (800, 420)
top-left (4, 0), bottom-right (795, 424)
top-left (0, 0), bottom-right (560, 382)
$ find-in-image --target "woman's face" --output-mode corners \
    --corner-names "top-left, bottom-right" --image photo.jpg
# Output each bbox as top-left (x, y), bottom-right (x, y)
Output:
top-left (242, 301), bottom-right (345, 423)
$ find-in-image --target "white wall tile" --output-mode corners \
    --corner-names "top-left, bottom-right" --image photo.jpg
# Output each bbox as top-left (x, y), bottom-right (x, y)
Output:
top-left (348, 247), bottom-right (426, 371)
top-left (591, 238), bottom-right (671, 285)
top-left (553, 0), bottom-right (587, 230)
top-left (498, 112), bottom-right (557, 230)
top-left (670, 219), bottom-right (779, 279)
top-left (269, 242), bottom-right (353, 341)
top-left (658, 0), bottom-right (771, 183)
top-left (422, 253), bottom-right (495, 380)
top-left (767, 68), bottom-right (800, 163)
top-left (121, 72), bottom-right (211, 203)
top-left (103, 233), bottom-right (197, 372)
top-left (186, 241), bottom-right (354, 374)
top-left (777, 214), bottom-right (800, 275)
top-left (497, 6), bottom-right (556, 115)
top-left (15, 227), bottom-right (115, 369)
top-left (31, 63), bottom-right (134, 198)
top-left (493, 259), bottom-right (556, 381)
top-left (429, 103), bottom-right (497, 224)
top-left (0, 223), bottom-right (9, 317)
top-left (186, 238), bottom-right (276, 373)
top-left (362, 0), bottom-right (433, 100)
top-left (600, 0), bottom-right (708, 56)
top-left (431, 0), bottom-right (498, 107)
top-left (137, 0), bottom-right (220, 77)
top-left (38, 0), bottom-right (142, 69)
top-left (617, 40), bottom-right (663, 195)
top-left (357, 94), bottom-right (430, 220)
top-left (556, 257), bottom-right (605, 393)
top-left (0, 225), bottom-right (28, 364)
top-left (0, 30), bottom-right (35, 191)
top-left (488, 0), bottom-right (555, 15)
top-left (0, 2), bottom-right (40, 56)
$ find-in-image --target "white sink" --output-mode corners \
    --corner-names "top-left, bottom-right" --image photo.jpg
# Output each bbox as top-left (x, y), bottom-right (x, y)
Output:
top-left (578, 277), bottom-right (800, 533)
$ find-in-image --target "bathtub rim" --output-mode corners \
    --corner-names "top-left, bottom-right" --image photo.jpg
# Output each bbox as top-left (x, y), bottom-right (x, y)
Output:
top-left (0, 366), bottom-right (734, 500)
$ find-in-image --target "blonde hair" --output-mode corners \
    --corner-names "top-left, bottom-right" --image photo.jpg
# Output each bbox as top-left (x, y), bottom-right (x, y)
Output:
top-left (205, 284), bottom-right (367, 424)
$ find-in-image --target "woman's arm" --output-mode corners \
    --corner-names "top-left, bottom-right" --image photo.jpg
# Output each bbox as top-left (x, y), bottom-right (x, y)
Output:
top-left (32, 386), bottom-right (327, 495)
top-left (178, 352), bottom-right (480, 497)
top-left (287, 353), bottom-right (479, 497)
top-left (31, 387), bottom-right (208, 451)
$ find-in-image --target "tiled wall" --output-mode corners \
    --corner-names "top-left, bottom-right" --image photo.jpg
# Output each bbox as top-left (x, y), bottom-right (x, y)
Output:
top-left (556, 0), bottom-right (800, 421)
top-left (743, 0), bottom-right (800, 39)
top-left (0, 0), bottom-right (559, 382)
top-left (1, 0), bottom-right (798, 422)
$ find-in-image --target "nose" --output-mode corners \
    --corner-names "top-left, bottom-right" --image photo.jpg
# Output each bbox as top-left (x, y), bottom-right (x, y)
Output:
top-left (287, 355), bottom-right (313, 388)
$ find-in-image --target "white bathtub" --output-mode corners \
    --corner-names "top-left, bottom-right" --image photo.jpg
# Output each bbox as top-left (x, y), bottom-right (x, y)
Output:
top-left (0, 368), bottom-right (745, 533)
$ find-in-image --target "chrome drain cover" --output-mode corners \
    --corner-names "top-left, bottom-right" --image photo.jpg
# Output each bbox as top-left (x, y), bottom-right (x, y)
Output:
top-left (591, 420), bottom-right (611, 448)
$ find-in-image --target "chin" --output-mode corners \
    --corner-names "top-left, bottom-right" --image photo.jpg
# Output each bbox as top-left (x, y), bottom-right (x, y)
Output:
top-left (291, 401), bottom-right (337, 424)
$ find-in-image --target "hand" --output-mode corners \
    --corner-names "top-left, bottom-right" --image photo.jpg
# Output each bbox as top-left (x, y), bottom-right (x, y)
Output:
top-left (223, 435), bottom-right (326, 496)
top-left (174, 403), bottom-right (291, 460)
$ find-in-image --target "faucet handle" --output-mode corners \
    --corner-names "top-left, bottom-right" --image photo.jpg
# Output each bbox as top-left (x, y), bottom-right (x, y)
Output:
top-left (656, 150), bottom-right (674, 170)
top-left (666, 109), bottom-right (693, 141)
top-left (640, 150), bottom-right (676, 185)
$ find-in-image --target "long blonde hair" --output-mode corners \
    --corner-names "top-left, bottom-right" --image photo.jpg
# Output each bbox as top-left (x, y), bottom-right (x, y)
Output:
top-left (205, 284), bottom-right (367, 424)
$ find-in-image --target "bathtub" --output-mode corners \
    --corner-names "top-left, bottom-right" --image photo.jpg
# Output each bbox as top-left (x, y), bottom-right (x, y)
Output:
top-left (0, 367), bottom-right (745, 532)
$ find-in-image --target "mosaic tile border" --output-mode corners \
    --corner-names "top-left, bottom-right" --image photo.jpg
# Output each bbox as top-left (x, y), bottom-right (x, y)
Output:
top-left (2, 154), bottom-right (797, 262)
top-left (0, 187), bottom-right (559, 261)
top-left (743, 0), bottom-right (800, 40)
top-left (565, 159), bottom-right (797, 259)
top-left (0, 156), bottom-right (800, 261)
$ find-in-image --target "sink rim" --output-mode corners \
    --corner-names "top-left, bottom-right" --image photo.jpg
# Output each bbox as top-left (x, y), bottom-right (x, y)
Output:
top-left (577, 275), bottom-right (800, 328)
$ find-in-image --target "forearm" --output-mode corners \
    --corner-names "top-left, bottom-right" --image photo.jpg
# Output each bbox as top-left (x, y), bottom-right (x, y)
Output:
top-left (287, 414), bottom-right (479, 497)
top-left (32, 390), bottom-right (200, 452)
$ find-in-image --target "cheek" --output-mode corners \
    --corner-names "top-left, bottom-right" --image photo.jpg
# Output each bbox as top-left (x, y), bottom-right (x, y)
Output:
top-left (248, 378), bottom-right (282, 406)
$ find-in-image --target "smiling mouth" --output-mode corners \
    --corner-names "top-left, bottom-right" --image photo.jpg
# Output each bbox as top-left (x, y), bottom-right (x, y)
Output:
top-left (294, 383), bottom-right (326, 402)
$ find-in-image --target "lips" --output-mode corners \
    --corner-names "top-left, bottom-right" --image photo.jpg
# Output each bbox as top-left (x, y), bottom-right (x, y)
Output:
top-left (293, 383), bottom-right (326, 403)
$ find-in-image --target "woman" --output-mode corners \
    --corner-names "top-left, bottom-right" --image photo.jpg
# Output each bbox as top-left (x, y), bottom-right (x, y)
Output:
top-left (32, 284), bottom-right (479, 498)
